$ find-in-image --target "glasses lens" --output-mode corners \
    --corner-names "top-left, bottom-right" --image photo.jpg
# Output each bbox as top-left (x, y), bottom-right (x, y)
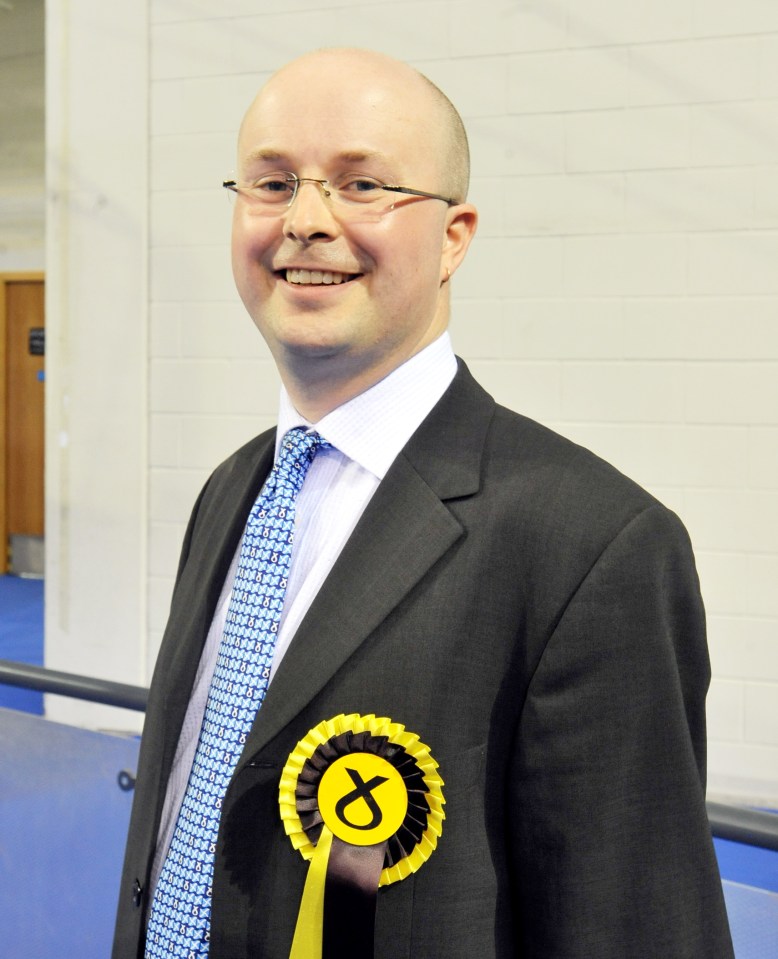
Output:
top-left (332, 174), bottom-right (386, 204)
top-left (252, 173), bottom-right (297, 203)
top-left (328, 174), bottom-right (395, 222)
top-left (227, 173), bottom-right (296, 217)
top-left (229, 172), bottom-right (396, 221)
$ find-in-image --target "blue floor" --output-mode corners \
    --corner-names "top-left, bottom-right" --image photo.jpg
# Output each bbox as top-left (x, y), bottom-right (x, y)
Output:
top-left (1, 707), bottom-right (139, 958)
top-left (715, 837), bottom-right (778, 893)
top-left (0, 573), bottom-right (44, 713)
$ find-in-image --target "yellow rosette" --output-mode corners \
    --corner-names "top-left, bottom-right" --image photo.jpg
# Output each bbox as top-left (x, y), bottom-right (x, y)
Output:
top-left (279, 713), bottom-right (445, 959)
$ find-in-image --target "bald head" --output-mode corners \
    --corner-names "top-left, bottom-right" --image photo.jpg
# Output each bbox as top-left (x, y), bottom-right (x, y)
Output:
top-left (415, 70), bottom-right (471, 202)
top-left (230, 46), bottom-right (478, 419)
top-left (239, 48), bottom-right (470, 202)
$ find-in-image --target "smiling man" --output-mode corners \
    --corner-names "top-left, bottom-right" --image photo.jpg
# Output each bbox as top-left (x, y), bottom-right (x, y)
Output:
top-left (229, 50), bottom-right (476, 419)
top-left (113, 48), bottom-right (733, 959)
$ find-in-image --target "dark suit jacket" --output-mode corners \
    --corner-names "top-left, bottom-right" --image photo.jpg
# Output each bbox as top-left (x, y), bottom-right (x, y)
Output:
top-left (113, 362), bottom-right (733, 958)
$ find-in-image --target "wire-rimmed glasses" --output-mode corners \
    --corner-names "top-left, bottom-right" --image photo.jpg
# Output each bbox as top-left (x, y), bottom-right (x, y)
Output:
top-left (223, 172), bottom-right (459, 220)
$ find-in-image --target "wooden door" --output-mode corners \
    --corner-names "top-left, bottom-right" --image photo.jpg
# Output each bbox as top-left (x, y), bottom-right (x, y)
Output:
top-left (1, 274), bottom-right (45, 574)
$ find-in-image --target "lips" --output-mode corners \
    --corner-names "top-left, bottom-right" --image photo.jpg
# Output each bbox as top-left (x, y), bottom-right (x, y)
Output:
top-left (285, 268), bottom-right (359, 285)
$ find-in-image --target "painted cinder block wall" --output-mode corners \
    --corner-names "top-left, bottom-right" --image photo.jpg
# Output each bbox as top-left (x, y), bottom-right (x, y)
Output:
top-left (45, 0), bottom-right (778, 801)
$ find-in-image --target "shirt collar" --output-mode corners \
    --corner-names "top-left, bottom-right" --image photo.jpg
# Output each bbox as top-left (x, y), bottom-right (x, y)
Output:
top-left (276, 333), bottom-right (457, 479)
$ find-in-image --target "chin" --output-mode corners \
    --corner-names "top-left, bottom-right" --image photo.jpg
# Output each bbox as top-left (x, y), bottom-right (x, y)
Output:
top-left (279, 334), bottom-right (353, 362)
top-left (264, 311), bottom-right (365, 358)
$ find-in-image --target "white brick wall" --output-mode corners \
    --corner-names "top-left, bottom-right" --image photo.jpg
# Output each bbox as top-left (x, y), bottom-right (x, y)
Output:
top-left (46, 0), bottom-right (778, 799)
top-left (42, 0), bottom-right (149, 733)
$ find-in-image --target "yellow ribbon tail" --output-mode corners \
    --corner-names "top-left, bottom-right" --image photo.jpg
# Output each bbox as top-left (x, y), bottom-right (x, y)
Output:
top-left (289, 825), bottom-right (334, 959)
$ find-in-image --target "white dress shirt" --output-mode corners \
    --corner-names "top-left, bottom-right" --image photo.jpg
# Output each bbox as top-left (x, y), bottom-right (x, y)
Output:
top-left (151, 333), bottom-right (457, 890)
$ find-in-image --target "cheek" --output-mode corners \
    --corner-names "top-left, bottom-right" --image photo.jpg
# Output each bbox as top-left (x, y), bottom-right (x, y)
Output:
top-left (395, 213), bottom-right (445, 267)
top-left (381, 228), bottom-right (444, 299)
top-left (366, 219), bottom-right (441, 283)
top-left (232, 204), bottom-right (284, 256)
top-left (231, 218), bottom-right (275, 296)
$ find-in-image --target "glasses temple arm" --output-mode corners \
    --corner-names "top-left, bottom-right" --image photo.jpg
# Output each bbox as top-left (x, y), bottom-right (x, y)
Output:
top-left (380, 185), bottom-right (458, 205)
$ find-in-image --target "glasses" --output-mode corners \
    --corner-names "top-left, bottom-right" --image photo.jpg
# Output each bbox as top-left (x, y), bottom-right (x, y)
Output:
top-left (222, 172), bottom-right (459, 220)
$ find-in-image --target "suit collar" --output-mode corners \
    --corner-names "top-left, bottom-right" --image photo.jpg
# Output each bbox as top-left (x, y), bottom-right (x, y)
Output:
top-left (402, 358), bottom-right (494, 500)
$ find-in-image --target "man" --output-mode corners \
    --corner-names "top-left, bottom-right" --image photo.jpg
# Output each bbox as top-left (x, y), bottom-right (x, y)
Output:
top-left (113, 48), bottom-right (733, 958)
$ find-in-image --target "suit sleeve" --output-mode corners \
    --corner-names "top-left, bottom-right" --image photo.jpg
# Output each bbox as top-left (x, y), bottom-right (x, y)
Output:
top-left (507, 503), bottom-right (734, 958)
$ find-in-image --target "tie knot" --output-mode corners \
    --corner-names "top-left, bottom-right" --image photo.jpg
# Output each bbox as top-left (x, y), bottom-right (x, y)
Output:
top-left (274, 427), bottom-right (327, 497)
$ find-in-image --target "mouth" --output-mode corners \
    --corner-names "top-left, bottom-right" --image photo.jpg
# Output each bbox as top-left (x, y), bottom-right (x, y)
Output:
top-left (283, 268), bottom-right (361, 286)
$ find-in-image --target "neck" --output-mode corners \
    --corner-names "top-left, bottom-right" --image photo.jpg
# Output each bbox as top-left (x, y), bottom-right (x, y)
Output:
top-left (279, 353), bottom-right (405, 422)
top-left (279, 336), bottom-right (450, 423)
top-left (276, 305), bottom-right (450, 421)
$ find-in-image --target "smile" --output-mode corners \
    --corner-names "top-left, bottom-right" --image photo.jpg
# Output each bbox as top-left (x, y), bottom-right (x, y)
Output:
top-left (285, 269), bottom-right (359, 285)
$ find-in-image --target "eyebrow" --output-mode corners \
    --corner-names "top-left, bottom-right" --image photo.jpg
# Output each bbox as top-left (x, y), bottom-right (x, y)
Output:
top-left (241, 147), bottom-right (395, 169)
top-left (243, 148), bottom-right (286, 165)
top-left (336, 149), bottom-right (393, 167)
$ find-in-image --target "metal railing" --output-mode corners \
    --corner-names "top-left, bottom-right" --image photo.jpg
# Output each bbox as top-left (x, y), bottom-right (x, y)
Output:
top-left (706, 801), bottom-right (778, 852)
top-left (1, 658), bottom-right (777, 850)
top-left (0, 658), bottom-right (148, 712)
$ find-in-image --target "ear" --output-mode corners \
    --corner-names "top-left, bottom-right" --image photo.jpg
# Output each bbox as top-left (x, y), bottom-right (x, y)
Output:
top-left (440, 203), bottom-right (478, 283)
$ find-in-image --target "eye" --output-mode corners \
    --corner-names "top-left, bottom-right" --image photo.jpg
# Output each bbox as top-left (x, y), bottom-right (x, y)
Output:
top-left (337, 174), bottom-right (385, 201)
top-left (252, 173), bottom-right (296, 199)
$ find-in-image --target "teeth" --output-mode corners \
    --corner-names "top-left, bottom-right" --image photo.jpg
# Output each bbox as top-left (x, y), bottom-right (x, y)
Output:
top-left (286, 269), bottom-right (351, 285)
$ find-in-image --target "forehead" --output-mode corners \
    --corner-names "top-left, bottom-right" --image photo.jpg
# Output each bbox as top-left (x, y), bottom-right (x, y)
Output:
top-left (237, 63), bottom-right (442, 179)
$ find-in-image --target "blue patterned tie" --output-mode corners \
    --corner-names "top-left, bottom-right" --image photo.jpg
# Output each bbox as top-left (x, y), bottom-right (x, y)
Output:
top-left (145, 427), bottom-right (328, 958)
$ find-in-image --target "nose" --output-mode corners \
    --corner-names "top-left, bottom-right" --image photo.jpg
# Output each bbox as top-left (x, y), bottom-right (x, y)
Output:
top-left (283, 178), bottom-right (339, 244)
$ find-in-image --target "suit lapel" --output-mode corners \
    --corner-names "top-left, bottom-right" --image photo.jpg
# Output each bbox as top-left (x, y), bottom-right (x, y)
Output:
top-left (239, 362), bottom-right (495, 761)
